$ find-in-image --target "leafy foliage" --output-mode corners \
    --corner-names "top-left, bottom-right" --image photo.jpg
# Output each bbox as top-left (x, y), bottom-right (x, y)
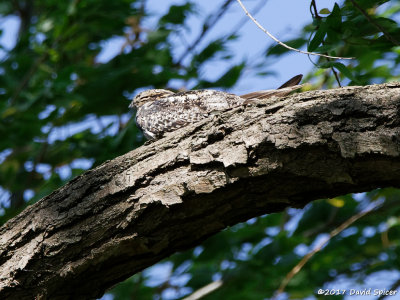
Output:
top-left (1, 0), bottom-right (400, 299)
top-left (267, 0), bottom-right (400, 86)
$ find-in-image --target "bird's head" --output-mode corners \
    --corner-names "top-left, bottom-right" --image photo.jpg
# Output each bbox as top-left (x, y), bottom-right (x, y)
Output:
top-left (129, 89), bottom-right (174, 109)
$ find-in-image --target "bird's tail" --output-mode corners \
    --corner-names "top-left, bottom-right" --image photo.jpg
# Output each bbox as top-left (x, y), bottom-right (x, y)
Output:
top-left (241, 74), bottom-right (303, 101)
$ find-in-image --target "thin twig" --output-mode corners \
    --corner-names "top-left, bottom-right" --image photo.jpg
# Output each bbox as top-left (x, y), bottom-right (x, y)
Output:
top-left (182, 280), bottom-right (223, 300)
top-left (236, 0), bottom-right (353, 60)
top-left (349, 0), bottom-right (400, 46)
top-left (272, 201), bottom-right (382, 299)
top-left (309, 0), bottom-right (342, 87)
top-left (377, 278), bottom-right (400, 300)
top-left (310, 0), bottom-right (320, 19)
top-left (331, 67), bottom-right (342, 87)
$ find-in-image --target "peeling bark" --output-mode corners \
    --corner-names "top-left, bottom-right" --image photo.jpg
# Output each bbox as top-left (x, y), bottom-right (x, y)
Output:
top-left (1, 83), bottom-right (400, 299)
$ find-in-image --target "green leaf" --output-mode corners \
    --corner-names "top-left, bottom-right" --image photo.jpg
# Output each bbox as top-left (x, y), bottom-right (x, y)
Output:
top-left (319, 8), bottom-right (331, 15)
top-left (159, 3), bottom-right (194, 25)
top-left (326, 3), bottom-right (342, 31)
top-left (308, 23), bottom-right (327, 52)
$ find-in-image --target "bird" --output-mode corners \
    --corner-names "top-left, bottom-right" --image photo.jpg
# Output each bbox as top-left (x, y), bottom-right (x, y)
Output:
top-left (130, 74), bottom-right (303, 140)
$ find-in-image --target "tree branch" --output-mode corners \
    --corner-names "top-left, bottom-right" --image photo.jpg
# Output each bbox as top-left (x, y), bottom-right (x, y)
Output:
top-left (1, 82), bottom-right (400, 299)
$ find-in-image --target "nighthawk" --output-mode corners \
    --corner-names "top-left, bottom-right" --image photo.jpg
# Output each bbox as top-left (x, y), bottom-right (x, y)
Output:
top-left (130, 74), bottom-right (303, 140)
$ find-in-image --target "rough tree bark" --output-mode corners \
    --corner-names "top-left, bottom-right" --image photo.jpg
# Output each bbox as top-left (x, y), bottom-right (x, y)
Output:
top-left (1, 83), bottom-right (400, 299)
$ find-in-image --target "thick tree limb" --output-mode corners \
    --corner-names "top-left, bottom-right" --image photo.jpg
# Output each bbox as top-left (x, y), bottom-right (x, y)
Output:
top-left (1, 83), bottom-right (400, 299)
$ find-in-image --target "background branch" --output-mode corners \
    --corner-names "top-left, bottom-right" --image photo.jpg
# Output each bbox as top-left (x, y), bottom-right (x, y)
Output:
top-left (273, 201), bottom-right (382, 299)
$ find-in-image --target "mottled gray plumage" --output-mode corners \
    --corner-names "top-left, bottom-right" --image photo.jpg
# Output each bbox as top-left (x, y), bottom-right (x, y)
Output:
top-left (130, 75), bottom-right (303, 140)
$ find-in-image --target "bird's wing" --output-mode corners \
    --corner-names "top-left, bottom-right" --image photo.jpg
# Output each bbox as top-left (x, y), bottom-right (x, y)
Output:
top-left (277, 74), bottom-right (303, 89)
